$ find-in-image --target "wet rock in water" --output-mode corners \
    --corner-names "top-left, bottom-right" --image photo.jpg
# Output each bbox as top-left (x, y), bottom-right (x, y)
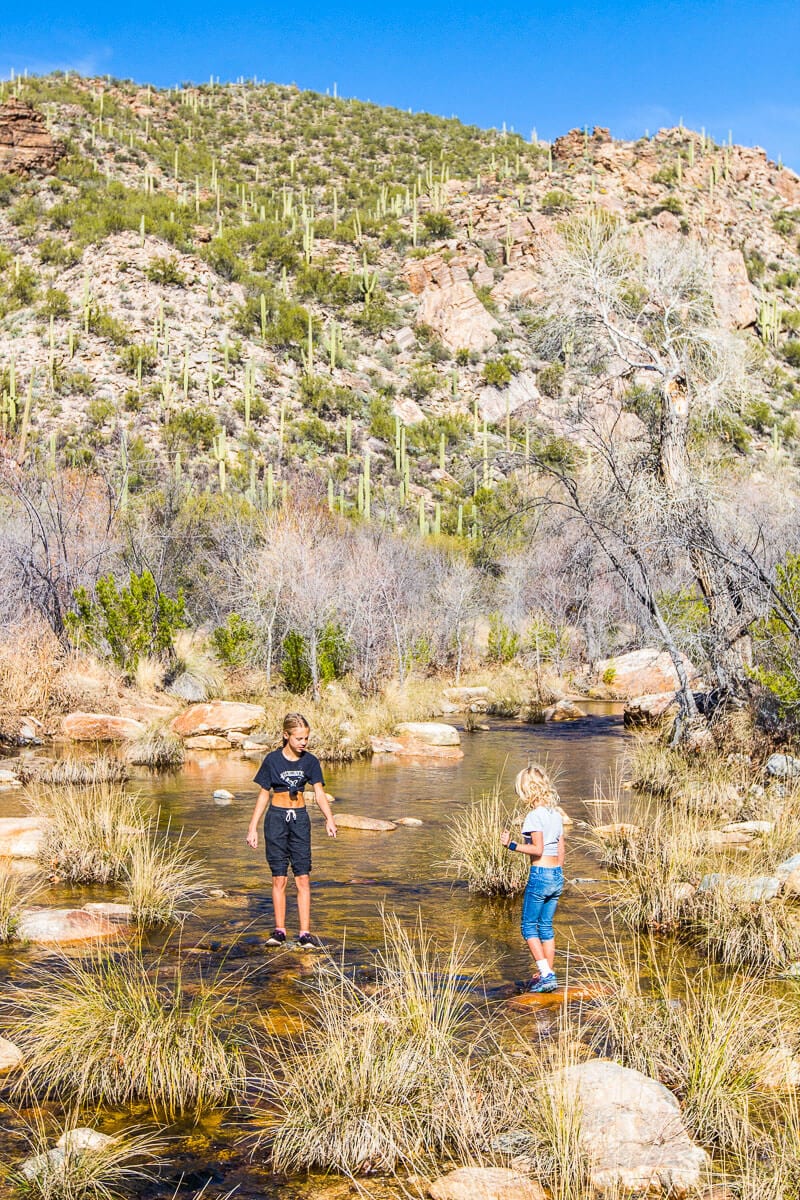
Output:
top-left (16, 907), bottom-right (125, 943)
top-left (428, 1166), bottom-right (546, 1200)
top-left (333, 813), bottom-right (397, 832)
top-left (395, 816), bottom-right (423, 826)
top-left (0, 816), bottom-right (48, 858)
top-left (208, 888), bottom-right (227, 898)
top-left (396, 721), bottom-right (461, 746)
top-left (0, 1035), bottom-right (23, 1074)
top-left (21, 1128), bottom-right (114, 1182)
top-left (698, 874), bottom-right (780, 902)
top-left (171, 701), bottom-right (266, 738)
top-left (552, 1059), bottom-right (709, 1196)
top-left (592, 822), bottom-right (641, 841)
top-left (507, 983), bottom-right (607, 1010)
top-left (185, 735), bottom-right (233, 750)
top-left (82, 901), bottom-right (133, 921)
top-left (213, 788), bottom-right (235, 803)
top-left (442, 685), bottom-right (492, 708)
top-left (766, 754), bottom-right (800, 778)
top-left (60, 712), bottom-right (146, 741)
top-left (543, 699), bottom-right (586, 722)
top-left (303, 787), bottom-right (337, 805)
top-left (721, 820), bottom-right (773, 834)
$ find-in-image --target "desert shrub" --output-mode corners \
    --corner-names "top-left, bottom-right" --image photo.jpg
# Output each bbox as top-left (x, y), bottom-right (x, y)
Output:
top-left (41, 288), bottom-right (71, 319)
top-left (66, 570), bottom-right (187, 675)
top-left (145, 256), bottom-right (186, 286)
top-left (540, 189), bottom-right (573, 213)
top-left (10, 946), bottom-right (247, 1116)
top-left (212, 613), bottom-right (258, 668)
top-left (750, 551), bottom-right (800, 713)
top-left (37, 235), bottom-right (79, 266)
top-left (486, 613), bottom-right (520, 662)
top-left (537, 362), bottom-right (565, 397)
top-left (118, 343), bottom-right (158, 377)
top-left (85, 304), bottom-right (130, 346)
top-left (481, 353), bottom-right (521, 387)
top-left (784, 340), bottom-right (800, 368)
top-left (163, 406), bottom-right (218, 451)
top-left (421, 211), bottom-right (454, 240)
top-left (446, 781), bottom-right (529, 895)
top-left (407, 362), bottom-right (439, 400)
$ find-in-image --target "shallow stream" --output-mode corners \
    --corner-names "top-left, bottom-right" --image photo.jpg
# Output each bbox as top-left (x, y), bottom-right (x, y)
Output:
top-left (0, 705), bottom-right (629, 1197)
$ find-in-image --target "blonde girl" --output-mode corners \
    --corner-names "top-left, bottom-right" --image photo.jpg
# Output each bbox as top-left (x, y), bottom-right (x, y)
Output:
top-left (500, 764), bottom-right (565, 993)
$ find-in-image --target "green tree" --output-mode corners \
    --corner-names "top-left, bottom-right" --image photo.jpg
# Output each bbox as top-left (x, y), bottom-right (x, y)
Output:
top-left (66, 570), bottom-right (187, 674)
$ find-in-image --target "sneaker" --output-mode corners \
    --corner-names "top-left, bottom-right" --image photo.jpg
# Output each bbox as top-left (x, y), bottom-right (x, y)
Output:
top-left (528, 972), bottom-right (558, 994)
top-left (296, 932), bottom-right (323, 949)
top-left (266, 929), bottom-right (287, 945)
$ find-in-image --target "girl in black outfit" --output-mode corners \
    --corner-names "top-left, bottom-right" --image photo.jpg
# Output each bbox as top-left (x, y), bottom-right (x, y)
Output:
top-left (246, 712), bottom-right (337, 946)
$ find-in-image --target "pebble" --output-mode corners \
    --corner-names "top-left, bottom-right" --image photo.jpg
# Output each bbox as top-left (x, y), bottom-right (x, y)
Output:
top-left (395, 817), bottom-right (423, 826)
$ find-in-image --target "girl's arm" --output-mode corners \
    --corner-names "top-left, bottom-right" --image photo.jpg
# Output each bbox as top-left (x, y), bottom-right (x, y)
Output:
top-left (313, 781), bottom-right (337, 838)
top-left (246, 788), bottom-right (271, 848)
top-left (500, 828), bottom-right (543, 857)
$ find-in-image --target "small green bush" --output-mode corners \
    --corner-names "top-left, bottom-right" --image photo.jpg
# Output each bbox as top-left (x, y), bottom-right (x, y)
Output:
top-left (486, 613), bottom-right (520, 663)
top-left (784, 341), bottom-right (800, 368)
top-left (164, 407), bottom-right (218, 451)
top-left (146, 256), bottom-right (186, 286)
top-left (86, 304), bottom-right (130, 346)
top-left (66, 570), bottom-right (187, 674)
top-left (540, 189), bottom-right (574, 213)
top-left (538, 362), bottom-right (565, 397)
top-left (212, 613), bottom-right (258, 667)
top-left (282, 630), bottom-right (312, 693)
top-left (41, 287), bottom-right (71, 319)
top-left (119, 343), bottom-right (159, 376)
top-left (421, 211), bottom-right (454, 240)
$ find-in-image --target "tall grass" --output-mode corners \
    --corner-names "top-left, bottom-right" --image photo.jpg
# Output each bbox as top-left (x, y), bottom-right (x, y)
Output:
top-left (10, 947), bottom-right (248, 1118)
top-left (692, 886), bottom-right (800, 972)
top-left (125, 822), bottom-right (207, 926)
top-left (0, 858), bottom-right (42, 942)
top-left (257, 914), bottom-right (514, 1174)
top-left (36, 757), bottom-right (129, 786)
top-left (127, 723), bottom-right (185, 769)
top-left (26, 782), bottom-right (147, 883)
top-left (6, 1116), bottom-right (162, 1200)
top-left (446, 781), bottom-right (529, 896)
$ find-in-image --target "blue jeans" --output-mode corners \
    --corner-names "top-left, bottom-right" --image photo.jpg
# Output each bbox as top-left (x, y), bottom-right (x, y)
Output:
top-left (521, 866), bottom-right (563, 942)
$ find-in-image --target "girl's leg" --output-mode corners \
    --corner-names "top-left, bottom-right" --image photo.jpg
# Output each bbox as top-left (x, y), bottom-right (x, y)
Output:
top-left (272, 875), bottom-right (288, 929)
top-left (536, 894), bottom-right (560, 972)
top-left (295, 874), bottom-right (311, 932)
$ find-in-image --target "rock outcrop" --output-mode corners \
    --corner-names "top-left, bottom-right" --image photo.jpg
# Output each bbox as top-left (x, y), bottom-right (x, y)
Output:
top-left (593, 649), bottom-right (697, 699)
top-left (402, 254), bottom-right (498, 352)
top-left (61, 712), bottom-right (145, 741)
top-left (171, 701), bottom-right (266, 737)
top-left (0, 98), bottom-right (65, 175)
top-left (711, 248), bottom-right (757, 329)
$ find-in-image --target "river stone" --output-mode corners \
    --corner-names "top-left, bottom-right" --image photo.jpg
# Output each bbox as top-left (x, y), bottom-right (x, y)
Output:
top-left (767, 754), bottom-right (800, 778)
top-left (0, 816), bottom-right (48, 858)
top-left (553, 1059), bottom-right (709, 1195)
top-left (721, 820), bottom-right (773, 834)
top-left (213, 788), bottom-right (235, 803)
top-left (0, 768), bottom-right (20, 784)
top-left (593, 648), bottom-right (697, 699)
top-left (751, 1044), bottom-right (800, 1092)
top-left (171, 701), bottom-right (266, 737)
top-left (395, 721), bottom-right (461, 746)
top-left (698, 874), bottom-right (780, 902)
top-left (702, 830), bottom-right (753, 848)
top-left (167, 672), bottom-right (207, 702)
top-left (507, 983), bottom-right (607, 1010)
top-left (623, 691), bottom-right (678, 728)
top-left (0, 1035), bottom-right (23, 1074)
top-left (21, 1129), bottom-right (115, 1183)
top-left (428, 1166), bottom-right (546, 1200)
top-left (55, 1129), bottom-right (115, 1153)
top-left (395, 816), bottom-right (423, 826)
top-left (185, 735), bottom-right (233, 750)
top-left (333, 813), bottom-right (397, 832)
top-left (543, 699), bottom-right (587, 722)
top-left (776, 853), bottom-right (800, 880)
top-left (370, 734), bottom-right (464, 760)
top-left (16, 907), bottom-right (124, 943)
top-left (60, 712), bottom-right (145, 741)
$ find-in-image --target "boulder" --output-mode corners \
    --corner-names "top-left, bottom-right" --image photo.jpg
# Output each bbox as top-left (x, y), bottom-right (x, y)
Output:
top-left (478, 370), bottom-right (540, 424)
top-left (701, 830), bottom-right (753, 849)
top-left (213, 788), bottom-right (235, 802)
top-left (698, 873), bottom-right (780, 902)
top-left (711, 248), bottom-right (756, 330)
top-left (0, 768), bottom-right (21, 786)
top-left (0, 98), bottom-right (65, 175)
top-left (403, 256), bottom-right (498, 352)
top-left (543, 699), bottom-right (586, 722)
top-left (185, 735), bottom-right (232, 750)
top-left (0, 1035), bottom-right (23, 1074)
top-left (167, 672), bottom-right (208, 702)
top-left (490, 268), bottom-right (541, 310)
top-left (395, 722), bottom-right (460, 747)
top-left (331, 814), bottom-right (397, 832)
top-left (594, 649), bottom-right (697, 699)
top-left (0, 816), bottom-right (47, 858)
top-left (766, 754), bottom-right (800, 779)
top-left (553, 1059), bottom-right (709, 1195)
top-left (428, 1167), bottom-right (546, 1200)
top-left (61, 712), bottom-right (146, 742)
top-left (443, 685), bottom-right (492, 704)
top-left (16, 907), bottom-right (124, 944)
top-left (370, 734), bottom-right (464, 760)
top-left (593, 822), bottom-right (641, 841)
top-left (750, 1044), bottom-right (800, 1092)
top-left (171, 701), bottom-right (265, 737)
top-left (624, 691), bottom-right (679, 728)
top-left (781, 867), bottom-right (800, 897)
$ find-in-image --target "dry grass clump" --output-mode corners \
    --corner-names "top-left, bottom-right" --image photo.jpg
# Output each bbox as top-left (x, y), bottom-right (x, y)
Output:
top-left (580, 945), bottom-right (797, 1155)
top-left (126, 723), bottom-right (185, 770)
top-left (5, 1118), bottom-right (163, 1200)
top-left (0, 858), bottom-right (42, 942)
top-left (257, 914), bottom-right (519, 1175)
top-left (0, 622), bottom-right (65, 734)
top-left (36, 756), bottom-right (129, 786)
top-left (446, 781), bottom-right (529, 896)
top-left (27, 781), bottom-right (148, 884)
top-left (10, 947), bottom-right (248, 1117)
top-left (692, 886), bottom-right (800, 972)
top-left (125, 823), bottom-right (206, 926)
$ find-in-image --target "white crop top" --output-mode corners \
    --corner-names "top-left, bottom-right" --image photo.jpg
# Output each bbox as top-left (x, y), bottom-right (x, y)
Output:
top-left (521, 806), bottom-right (563, 858)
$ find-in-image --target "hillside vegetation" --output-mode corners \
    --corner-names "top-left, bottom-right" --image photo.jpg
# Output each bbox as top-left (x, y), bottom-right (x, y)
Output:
top-left (1, 72), bottom-right (800, 728)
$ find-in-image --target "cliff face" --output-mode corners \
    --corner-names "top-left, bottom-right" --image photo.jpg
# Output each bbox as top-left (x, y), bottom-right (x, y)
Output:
top-left (0, 98), bottom-right (64, 175)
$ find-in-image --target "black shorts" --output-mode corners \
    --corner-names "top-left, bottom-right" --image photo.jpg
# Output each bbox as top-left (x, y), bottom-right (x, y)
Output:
top-left (264, 806), bottom-right (312, 877)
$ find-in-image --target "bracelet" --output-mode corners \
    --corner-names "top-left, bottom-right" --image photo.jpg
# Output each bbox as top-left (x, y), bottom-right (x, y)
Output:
top-left (508, 841), bottom-right (517, 852)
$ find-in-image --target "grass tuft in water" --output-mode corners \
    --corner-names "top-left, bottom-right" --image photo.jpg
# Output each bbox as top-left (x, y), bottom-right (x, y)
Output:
top-left (127, 723), bottom-right (185, 770)
top-left (26, 782), bottom-right (147, 884)
top-left (125, 820), bottom-right (206, 926)
top-left (36, 757), bottom-right (130, 787)
top-left (10, 946), bottom-right (248, 1118)
top-left (446, 780), bottom-right (529, 896)
top-left (0, 858), bottom-right (42, 943)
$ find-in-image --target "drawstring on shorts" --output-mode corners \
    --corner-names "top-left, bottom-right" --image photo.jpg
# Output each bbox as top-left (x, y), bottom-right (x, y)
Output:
top-left (285, 809), bottom-right (297, 823)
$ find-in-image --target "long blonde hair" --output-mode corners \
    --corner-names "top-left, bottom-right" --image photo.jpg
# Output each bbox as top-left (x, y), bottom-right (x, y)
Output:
top-left (514, 763), bottom-right (559, 810)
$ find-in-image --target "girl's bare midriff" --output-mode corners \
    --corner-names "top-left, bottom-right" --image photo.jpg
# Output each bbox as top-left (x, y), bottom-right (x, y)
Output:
top-left (270, 791), bottom-right (307, 809)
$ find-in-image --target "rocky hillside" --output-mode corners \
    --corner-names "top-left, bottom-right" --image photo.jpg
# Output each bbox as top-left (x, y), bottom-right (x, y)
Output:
top-left (1, 73), bottom-right (800, 535)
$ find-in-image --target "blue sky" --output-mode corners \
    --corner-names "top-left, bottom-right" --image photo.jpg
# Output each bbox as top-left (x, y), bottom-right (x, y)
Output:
top-left (4, 0), bottom-right (800, 168)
